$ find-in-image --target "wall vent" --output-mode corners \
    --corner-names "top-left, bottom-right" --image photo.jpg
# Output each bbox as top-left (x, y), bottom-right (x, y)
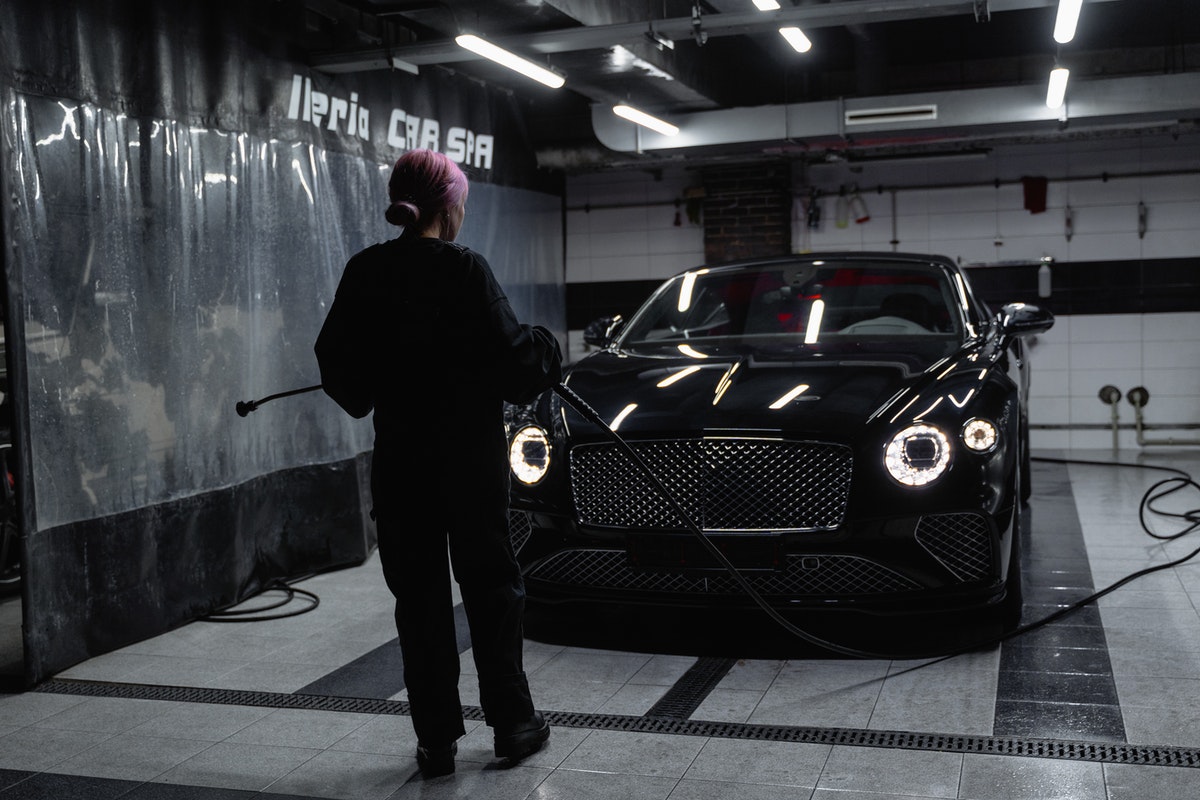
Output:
top-left (845, 104), bottom-right (938, 126)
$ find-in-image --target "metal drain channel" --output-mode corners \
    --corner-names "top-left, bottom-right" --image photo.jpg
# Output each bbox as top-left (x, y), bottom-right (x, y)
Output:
top-left (37, 678), bottom-right (1200, 769)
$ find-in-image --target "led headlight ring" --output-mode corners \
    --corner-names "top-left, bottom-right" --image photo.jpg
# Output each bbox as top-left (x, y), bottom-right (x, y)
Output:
top-left (885, 424), bottom-right (951, 486)
top-left (509, 425), bottom-right (552, 485)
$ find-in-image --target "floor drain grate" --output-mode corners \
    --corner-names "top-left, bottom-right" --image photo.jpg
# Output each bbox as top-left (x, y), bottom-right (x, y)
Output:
top-left (37, 678), bottom-right (1200, 768)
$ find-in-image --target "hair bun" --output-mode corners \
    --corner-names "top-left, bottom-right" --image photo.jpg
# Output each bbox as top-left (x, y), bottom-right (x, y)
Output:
top-left (385, 200), bottom-right (419, 227)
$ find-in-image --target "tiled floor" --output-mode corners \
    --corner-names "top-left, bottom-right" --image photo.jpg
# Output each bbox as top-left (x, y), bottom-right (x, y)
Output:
top-left (1, 448), bottom-right (1199, 799)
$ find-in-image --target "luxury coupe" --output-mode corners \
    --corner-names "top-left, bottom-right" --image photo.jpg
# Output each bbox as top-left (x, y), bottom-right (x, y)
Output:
top-left (505, 251), bottom-right (1053, 635)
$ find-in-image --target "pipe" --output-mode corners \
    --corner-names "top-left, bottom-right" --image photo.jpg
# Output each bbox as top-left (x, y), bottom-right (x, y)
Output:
top-left (1128, 387), bottom-right (1200, 447)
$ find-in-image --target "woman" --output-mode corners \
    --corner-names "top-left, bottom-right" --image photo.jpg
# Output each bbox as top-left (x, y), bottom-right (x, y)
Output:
top-left (315, 149), bottom-right (561, 778)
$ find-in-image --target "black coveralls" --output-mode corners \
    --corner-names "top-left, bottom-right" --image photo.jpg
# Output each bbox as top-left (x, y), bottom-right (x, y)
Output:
top-left (315, 235), bottom-right (562, 747)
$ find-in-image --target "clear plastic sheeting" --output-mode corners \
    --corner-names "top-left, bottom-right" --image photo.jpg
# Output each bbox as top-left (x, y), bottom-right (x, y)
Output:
top-left (2, 91), bottom-right (564, 531)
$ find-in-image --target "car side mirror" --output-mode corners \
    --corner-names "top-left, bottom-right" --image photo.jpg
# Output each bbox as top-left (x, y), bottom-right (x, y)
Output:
top-left (583, 314), bottom-right (624, 347)
top-left (996, 302), bottom-right (1054, 338)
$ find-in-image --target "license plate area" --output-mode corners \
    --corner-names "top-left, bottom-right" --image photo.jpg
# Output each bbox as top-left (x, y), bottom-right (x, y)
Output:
top-left (626, 533), bottom-right (783, 574)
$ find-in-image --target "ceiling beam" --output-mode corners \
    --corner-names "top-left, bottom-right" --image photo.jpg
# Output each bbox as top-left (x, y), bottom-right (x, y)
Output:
top-left (312, 0), bottom-right (1125, 73)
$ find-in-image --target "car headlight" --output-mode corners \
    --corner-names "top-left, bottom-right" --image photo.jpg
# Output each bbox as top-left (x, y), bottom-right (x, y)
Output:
top-left (962, 418), bottom-right (998, 452)
top-left (509, 425), bottom-right (551, 485)
top-left (885, 424), bottom-right (951, 486)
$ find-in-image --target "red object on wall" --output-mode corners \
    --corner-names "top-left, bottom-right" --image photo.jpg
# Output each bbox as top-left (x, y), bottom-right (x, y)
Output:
top-left (1022, 176), bottom-right (1048, 214)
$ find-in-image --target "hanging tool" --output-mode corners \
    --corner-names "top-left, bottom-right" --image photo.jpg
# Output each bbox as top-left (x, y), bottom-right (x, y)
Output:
top-left (848, 183), bottom-right (870, 224)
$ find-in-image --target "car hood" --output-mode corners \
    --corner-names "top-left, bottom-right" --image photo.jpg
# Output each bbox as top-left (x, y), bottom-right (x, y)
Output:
top-left (561, 338), bottom-right (977, 440)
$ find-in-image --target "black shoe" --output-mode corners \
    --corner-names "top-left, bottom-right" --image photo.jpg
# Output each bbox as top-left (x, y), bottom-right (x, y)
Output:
top-left (494, 711), bottom-right (550, 763)
top-left (416, 741), bottom-right (457, 778)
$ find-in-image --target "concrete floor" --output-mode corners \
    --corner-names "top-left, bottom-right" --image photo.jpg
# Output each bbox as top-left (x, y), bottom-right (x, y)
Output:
top-left (0, 448), bottom-right (1198, 799)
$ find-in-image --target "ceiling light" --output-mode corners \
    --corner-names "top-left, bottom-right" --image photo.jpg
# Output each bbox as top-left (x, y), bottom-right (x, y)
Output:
top-left (1053, 0), bottom-right (1082, 44)
top-left (455, 34), bottom-right (565, 88)
top-left (779, 27), bottom-right (812, 53)
top-left (613, 104), bottom-right (679, 136)
top-left (754, 0), bottom-right (782, 9)
top-left (1046, 67), bottom-right (1069, 109)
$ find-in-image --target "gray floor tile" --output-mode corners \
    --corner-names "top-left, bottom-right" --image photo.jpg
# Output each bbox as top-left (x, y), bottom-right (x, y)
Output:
top-left (684, 738), bottom-right (830, 788)
top-left (1121, 703), bottom-right (1200, 747)
top-left (596, 682), bottom-right (670, 715)
top-left (385, 762), bottom-right (550, 799)
top-left (0, 726), bottom-right (112, 771)
top-left (51, 733), bottom-right (212, 781)
top-left (959, 753), bottom-right (1106, 800)
top-left (1114, 674), bottom-right (1200, 707)
top-left (264, 748), bottom-right (414, 800)
top-left (690, 688), bottom-right (763, 723)
top-left (1104, 762), bottom-right (1200, 800)
top-left (153, 741), bottom-right (321, 791)
top-left (327, 713), bottom-right (423, 757)
top-left (816, 746), bottom-right (962, 798)
top-left (559, 730), bottom-right (707, 778)
top-left (0, 691), bottom-right (86, 726)
top-left (672, 780), bottom-right (815, 800)
top-left (31, 696), bottom-right (174, 734)
top-left (528, 768), bottom-right (677, 800)
top-left (867, 693), bottom-right (997, 735)
top-left (127, 702), bottom-right (274, 742)
top-left (225, 708), bottom-right (376, 750)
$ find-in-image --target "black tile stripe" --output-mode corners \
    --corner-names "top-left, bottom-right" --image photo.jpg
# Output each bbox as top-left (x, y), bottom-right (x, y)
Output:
top-left (32, 679), bottom-right (1200, 768)
top-left (293, 603), bottom-right (471, 699)
top-left (645, 657), bottom-right (736, 719)
top-left (995, 458), bottom-right (1125, 741)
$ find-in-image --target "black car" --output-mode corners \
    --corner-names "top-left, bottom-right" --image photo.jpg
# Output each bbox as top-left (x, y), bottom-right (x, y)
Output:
top-left (505, 252), bottom-right (1052, 635)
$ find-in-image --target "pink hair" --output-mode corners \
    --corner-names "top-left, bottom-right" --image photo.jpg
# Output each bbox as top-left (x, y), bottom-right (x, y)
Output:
top-left (385, 149), bottom-right (469, 228)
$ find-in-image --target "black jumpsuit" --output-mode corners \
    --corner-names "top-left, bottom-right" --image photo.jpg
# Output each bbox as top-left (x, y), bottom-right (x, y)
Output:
top-left (315, 235), bottom-right (562, 747)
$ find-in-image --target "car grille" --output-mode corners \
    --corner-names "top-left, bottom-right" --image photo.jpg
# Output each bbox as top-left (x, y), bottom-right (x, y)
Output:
top-left (508, 510), bottom-right (533, 556)
top-left (913, 512), bottom-right (993, 582)
top-left (527, 548), bottom-right (920, 596)
top-left (570, 438), bottom-right (852, 532)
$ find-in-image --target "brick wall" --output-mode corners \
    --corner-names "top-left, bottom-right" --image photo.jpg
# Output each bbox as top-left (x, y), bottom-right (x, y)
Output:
top-left (700, 161), bottom-right (792, 263)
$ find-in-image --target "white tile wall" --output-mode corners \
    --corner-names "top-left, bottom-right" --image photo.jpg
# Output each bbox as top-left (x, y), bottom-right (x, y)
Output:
top-left (564, 139), bottom-right (1200, 450)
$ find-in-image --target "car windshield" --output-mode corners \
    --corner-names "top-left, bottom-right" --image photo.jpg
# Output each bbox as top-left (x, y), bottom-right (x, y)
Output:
top-left (618, 259), bottom-right (964, 347)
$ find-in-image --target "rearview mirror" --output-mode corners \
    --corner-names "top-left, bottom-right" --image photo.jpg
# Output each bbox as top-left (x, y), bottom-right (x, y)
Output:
top-left (997, 302), bottom-right (1054, 338)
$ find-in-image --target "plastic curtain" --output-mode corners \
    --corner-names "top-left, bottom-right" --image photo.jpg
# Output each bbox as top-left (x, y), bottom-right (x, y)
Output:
top-left (3, 90), bottom-right (563, 532)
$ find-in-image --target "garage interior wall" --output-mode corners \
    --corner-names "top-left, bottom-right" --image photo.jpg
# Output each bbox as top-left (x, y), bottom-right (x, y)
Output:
top-left (564, 132), bottom-right (1200, 452)
top-left (0, 0), bottom-right (564, 684)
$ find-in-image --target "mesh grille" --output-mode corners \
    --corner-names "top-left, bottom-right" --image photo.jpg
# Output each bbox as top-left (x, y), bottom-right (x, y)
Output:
top-left (571, 438), bottom-right (852, 532)
top-left (529, 548), bottom-right (920, 596)
top-left (508, 510), bottom-right (533, 555)
top-left (914, 513), bottom-right (993, 582)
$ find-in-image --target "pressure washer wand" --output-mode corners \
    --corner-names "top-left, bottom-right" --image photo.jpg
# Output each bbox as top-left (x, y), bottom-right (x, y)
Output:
top-left (235, 384), bottom-right (323, 417)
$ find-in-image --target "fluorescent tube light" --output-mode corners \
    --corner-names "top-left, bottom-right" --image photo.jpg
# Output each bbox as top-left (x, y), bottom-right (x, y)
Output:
top-left (455, 34), bottom-right (565, 88)
top-left (613, 104), bottom-right (679, 136)
top-left (1053, 0), bottom-right (1083, 44)
top-left (779, 27), bottom-right (812, 53)
top-left (1046, 67), bottom-right (1069, 109)
top-left (754, 0), bottom-right (782, 9)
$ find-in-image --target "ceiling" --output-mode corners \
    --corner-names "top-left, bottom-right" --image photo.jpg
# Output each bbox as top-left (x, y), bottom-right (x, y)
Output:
top-left (275, 0), bottom-right (1200, 172)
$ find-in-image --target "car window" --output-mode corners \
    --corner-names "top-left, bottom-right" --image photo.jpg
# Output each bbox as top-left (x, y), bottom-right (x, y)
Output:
top-left (620, 260), bottom-right (963, 345)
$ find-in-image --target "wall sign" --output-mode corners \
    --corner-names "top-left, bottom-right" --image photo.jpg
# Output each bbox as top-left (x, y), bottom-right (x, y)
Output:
top-left (286, 74), bottom-right (496, 170)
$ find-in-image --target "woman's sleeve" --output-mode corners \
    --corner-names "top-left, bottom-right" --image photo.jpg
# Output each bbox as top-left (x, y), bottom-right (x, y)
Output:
top-left (314, 256), bottom-right (375, 419)
top-left (472, 254), bottom-right (563, 404)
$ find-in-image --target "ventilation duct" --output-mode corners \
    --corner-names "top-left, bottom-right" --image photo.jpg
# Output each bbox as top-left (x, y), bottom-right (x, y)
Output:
top-left (845, 104), bottom-right (938, 126)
